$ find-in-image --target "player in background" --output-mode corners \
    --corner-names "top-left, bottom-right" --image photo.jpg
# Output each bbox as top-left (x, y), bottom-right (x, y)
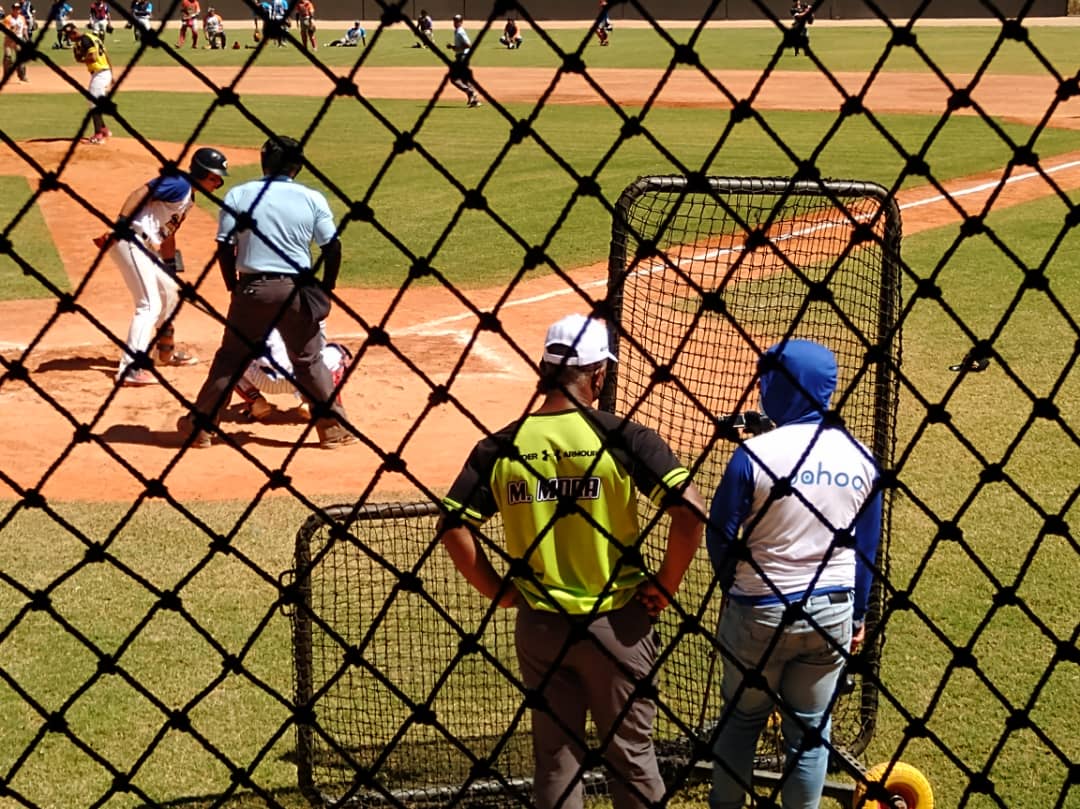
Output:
top-left (87, 0), bottom-right (108, 36)
top-left (790, 0), bottom-right (813, 56)
top-left (96, 148), bottom-right (229, 387)
top-left (267, 0), bottom-right (285, 46)
top-left (203, 6), bottom-right (224, 48)
top-left (250, 0), bottom-right (267, 40)
top-left (176, 0), bottom-right (198, 47)
top-left (46, 0), bottom-right (73, 48)
top-left (130, 0), bottom-right (150, 40)
top-left (498, 15), bottom-right (521, 49)
top-left (18, 0), bottom-right (34, 32)
top-left (63, 21), bottom-right (112, 143)
top-left (446, 13), bottom-right (479, 108)
top-left (294, 0), bottom-right (314, 50)
top-left (414, 8), bottom-right (432, 47)
top-left (2, 2), bottom-right (29, 82)
top-left (594, 0), bottom-right (610, 45)
top-left (327, 19), bottom-right (363, 47)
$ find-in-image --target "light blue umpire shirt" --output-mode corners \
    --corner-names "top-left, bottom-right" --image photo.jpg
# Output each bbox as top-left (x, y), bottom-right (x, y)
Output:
top-left (216, 176), bottom-right (337, 276)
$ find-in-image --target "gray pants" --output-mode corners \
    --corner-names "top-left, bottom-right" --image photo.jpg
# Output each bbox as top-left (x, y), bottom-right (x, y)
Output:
top-left (191, 274), bottom-right (345, 424)
top-left (515, 601), bottom-right (664, 809)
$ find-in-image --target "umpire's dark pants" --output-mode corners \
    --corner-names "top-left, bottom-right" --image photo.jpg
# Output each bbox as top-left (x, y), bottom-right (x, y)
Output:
top-left (192, 273), bottom-right (346, 424)
top-left (515, 600), bottom-right (664, 809)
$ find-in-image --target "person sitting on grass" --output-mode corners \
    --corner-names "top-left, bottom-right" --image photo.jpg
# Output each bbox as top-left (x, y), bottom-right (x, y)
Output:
top-left (498, 15), bottom-right (521, 49)
top-left (328, 19), bottom-right (363, 47)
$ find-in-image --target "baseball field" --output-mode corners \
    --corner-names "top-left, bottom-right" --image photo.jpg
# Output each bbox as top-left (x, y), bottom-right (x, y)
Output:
top-left (0, 14), bottom-right (1078, 809)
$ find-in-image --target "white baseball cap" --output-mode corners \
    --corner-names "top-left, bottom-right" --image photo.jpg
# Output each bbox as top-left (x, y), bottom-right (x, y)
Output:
top-left (542, 314), bottom-right (617, 366)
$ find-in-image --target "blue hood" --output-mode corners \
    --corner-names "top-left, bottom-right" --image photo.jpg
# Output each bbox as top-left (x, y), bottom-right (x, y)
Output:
top-left (758, 340), bottom-right (837, 426)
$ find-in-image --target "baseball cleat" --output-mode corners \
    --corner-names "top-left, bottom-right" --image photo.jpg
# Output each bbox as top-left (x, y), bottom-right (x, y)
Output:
top-left (158, 348), bottom-right (199, 366)
top-left (315, 419), bottom-right (358, 449)
top-left (120, 368), bottom-right (158, 387)
top-left (176, 415), bottom-right (212, 448)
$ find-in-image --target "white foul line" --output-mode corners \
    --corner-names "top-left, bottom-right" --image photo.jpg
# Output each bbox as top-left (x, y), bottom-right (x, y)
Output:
top-left (392, 157), bottom-right (1080, 340)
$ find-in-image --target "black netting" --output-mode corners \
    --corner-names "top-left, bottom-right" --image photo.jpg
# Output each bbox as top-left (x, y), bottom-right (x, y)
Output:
top-left (2, 0), bottom-right (1078, 807)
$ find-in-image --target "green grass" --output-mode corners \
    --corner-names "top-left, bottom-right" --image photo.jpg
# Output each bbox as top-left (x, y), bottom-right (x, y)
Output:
top-left (862, 191), bottom-right (1080, 809)
top-left (0, 176), bottom-right (71, 300)
top-left (66, 23), bottom-right (1080, 76)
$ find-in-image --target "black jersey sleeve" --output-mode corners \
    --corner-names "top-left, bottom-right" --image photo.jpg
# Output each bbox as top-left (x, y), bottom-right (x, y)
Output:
top-left (587, 410), bottom-right (692, 506)
top-left (442, 422), bottom-right (518, 526)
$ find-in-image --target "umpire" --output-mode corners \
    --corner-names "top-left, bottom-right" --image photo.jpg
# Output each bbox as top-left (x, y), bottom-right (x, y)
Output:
top-left (438, 314), bottom-right (705, 809)
top-left (178, 135), bottom-right (357, 449)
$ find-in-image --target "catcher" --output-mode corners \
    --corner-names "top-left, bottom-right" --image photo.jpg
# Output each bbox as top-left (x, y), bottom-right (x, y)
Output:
top-left (63, 21), bottom-right (112, 144)
top-left (294, 0), bottom-right (315, 50)
top-left (235, 325), bottom-right (351, 422)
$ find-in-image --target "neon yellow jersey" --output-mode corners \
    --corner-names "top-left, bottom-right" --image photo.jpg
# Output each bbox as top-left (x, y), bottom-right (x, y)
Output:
top-left (443, 408), bottom-right (691, 615)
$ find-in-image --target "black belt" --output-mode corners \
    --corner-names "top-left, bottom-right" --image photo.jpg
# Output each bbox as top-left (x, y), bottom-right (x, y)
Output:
top-left (819, 591), bottom-right (851, 604)
top-left (239, 272), bottom-right (295, 283)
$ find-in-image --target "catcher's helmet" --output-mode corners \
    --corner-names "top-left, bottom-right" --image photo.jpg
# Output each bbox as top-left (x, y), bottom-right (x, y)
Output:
top-left (190, 147), bottom-right (229, 179)
top-left (261, 135), bottom-right (303, 178)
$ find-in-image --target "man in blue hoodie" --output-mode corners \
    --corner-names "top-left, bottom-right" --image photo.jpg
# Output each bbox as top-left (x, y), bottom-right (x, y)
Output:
top-left (706, 339), bottom-right (882, 809)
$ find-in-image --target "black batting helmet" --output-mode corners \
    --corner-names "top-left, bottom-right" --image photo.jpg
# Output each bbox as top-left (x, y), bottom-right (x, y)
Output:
top-left (261, 135), bottom-right (304, 178)
top-left (190, 147), bottom-right (229, 179)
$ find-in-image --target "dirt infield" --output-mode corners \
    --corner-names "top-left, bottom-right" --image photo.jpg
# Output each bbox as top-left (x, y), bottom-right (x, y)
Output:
top-left (3, 67), bottom-right (1080, 503)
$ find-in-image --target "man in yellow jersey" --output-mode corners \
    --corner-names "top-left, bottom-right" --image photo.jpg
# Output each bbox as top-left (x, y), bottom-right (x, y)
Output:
top-left (440, 313), bottom-right (705, 809)
top-left (63, 21), bottom-right (112, 144)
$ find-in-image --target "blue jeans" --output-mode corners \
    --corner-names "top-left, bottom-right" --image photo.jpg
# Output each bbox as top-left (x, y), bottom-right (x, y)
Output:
top-left (709, 593), bottom-right (852, 809)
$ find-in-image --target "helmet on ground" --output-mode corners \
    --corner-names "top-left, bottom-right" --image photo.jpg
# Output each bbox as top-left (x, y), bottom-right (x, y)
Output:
top-left (190, 146), bottom-right (229, 178)
top-left (261, 135), bottom-right (303, 177)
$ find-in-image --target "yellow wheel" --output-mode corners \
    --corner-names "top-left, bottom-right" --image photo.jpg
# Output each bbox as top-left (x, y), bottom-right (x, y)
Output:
top-left (853, 761), bottom-right (934, 809)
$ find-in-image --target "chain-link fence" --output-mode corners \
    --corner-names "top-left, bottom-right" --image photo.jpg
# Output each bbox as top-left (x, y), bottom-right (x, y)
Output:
top-left (1, 0), bottom-right (1077, 807)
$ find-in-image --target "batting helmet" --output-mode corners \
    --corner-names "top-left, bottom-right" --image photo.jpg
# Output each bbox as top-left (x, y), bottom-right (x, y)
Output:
top-left (190, 147), bottom-right (229, 179)
top-left (261, 135), bottom-right (303, 178)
